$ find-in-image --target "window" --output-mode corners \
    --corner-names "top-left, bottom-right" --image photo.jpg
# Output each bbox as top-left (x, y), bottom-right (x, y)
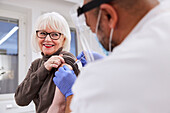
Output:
top-left (70, 28), bottom-right (78, 57)
top-left (0, 17), bottom-right (19, 94)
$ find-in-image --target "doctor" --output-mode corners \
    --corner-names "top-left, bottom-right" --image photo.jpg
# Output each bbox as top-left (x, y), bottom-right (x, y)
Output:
top-left (53, 0), bottom-right (170, 112)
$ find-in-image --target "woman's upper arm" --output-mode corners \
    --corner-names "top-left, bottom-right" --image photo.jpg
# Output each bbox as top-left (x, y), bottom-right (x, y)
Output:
top-left (14, 59), bottom-right (49, 106)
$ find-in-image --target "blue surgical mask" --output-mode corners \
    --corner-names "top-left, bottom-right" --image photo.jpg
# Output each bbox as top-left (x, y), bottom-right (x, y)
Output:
top-left (94, 35), bottom-right (109, 56)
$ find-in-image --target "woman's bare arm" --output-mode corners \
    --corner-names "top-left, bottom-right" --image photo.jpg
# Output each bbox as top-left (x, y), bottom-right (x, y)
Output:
top-left (47, 87), bottom-right (66, 113)
top-left (47, 63), bottom-right (73, 113)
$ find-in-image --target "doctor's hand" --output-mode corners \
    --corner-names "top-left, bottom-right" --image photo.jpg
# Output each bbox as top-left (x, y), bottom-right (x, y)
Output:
top-left (53, 65), bottom-right (76, 98)
top-left (77, 52), bottom-right (87, 67)
top-left (77, 51), bottom-right (105, 67)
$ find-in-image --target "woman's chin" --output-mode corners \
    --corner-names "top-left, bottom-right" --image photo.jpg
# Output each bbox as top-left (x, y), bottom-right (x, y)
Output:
top-left (43, 50), bottom-right (55, 56)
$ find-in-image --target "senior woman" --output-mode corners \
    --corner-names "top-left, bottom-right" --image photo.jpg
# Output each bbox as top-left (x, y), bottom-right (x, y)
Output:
top-left (15, 12), bottom-right (79, 113)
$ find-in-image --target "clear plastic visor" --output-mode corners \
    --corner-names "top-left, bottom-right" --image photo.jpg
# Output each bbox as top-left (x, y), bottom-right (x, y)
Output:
top-left (70, 4), bottom-right (105, 64)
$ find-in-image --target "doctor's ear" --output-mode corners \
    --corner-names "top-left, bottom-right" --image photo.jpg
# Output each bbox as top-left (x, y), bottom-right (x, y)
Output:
top-left (100, 4), bottom-right (118, 28)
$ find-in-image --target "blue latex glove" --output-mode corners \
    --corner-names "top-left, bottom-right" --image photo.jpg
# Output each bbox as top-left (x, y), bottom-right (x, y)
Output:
top-left (53, 65), bottom-right (76, 98)
top-left (92, 51), bottom-right (105, 60)
top-left (77, 52), bottom-right (87, 67)
top-left (77, 51), bottom-right (104, 67)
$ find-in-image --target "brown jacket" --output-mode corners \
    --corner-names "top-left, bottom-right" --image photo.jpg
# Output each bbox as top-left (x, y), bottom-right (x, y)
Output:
top-left (15, 48), bottom-right (79, 113)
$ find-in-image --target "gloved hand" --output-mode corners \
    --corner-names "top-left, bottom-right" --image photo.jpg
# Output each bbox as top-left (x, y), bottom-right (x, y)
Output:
top-left (53, 65), bottom-right (76, 98)
top-left (92, 51), bottom-right (105, 60)
top-left (77, 51), bottom-right (105, 67)
top-left (76, 52), bottom-right (87, 67)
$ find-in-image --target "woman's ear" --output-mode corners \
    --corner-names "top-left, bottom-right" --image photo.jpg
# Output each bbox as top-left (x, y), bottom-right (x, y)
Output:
top-left (100, 4), bottom-right (118, 28)
top-left (62, 37), bottom-right (66, 46)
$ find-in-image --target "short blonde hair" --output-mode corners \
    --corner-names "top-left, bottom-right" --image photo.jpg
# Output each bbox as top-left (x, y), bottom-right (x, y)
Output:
top-left (31, 12), bottom-right (71, 52)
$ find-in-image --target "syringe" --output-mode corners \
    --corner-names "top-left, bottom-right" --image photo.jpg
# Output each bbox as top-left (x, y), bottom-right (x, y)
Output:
top-left (73, 55), bottom-right (84, 65)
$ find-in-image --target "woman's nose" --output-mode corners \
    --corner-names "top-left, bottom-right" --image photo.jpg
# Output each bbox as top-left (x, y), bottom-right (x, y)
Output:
top-left (44, 34), bottom-right (52, 41)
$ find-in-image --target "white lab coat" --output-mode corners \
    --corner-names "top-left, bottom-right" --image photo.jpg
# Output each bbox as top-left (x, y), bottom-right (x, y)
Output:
top-left (71, 1), bottom-right (170, 113)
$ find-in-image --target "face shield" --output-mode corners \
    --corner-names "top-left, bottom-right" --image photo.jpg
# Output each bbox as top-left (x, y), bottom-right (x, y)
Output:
top-left (70, 4), bottom-right (97, 63)
top-left (70, 0), bottom-right (114, 64)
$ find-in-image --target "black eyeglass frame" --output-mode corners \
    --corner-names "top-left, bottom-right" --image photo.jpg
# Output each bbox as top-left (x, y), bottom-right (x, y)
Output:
top-left (36, 30), bottom-right (64, 40)
top-left (77, 0), bottom-right (113, 17)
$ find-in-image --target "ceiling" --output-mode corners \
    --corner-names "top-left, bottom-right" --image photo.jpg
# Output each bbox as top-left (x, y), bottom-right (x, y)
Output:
top-left (30, 0), bottom-right (82, 4)
top-left (64, 0), bottom-right (82, 3)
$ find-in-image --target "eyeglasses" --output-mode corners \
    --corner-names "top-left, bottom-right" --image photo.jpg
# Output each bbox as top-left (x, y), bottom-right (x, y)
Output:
top-left (36, 30), bottom-right (63, 40)
top-left (77, 0), bottom-right (113, 17)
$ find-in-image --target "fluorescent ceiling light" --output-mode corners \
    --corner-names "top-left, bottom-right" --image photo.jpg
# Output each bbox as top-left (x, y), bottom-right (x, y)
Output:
top-left (0, 26), bottom-right (18, 45)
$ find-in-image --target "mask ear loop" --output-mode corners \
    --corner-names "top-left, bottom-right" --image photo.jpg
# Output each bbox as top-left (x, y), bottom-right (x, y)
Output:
top-left (96, 10), bottom-right (114, 53)
top-left (95, 10), bottom-right (102, 34)
top-left (109, 28), bottom-right (114, 52)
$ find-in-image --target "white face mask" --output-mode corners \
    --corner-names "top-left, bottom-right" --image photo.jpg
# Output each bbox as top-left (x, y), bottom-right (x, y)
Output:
top-left (95, 10), bottom-right (114, 56)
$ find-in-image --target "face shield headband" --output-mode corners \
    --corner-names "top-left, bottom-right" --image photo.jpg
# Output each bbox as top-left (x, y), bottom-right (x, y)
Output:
top-left (77, 0), bottom-right (113, 17)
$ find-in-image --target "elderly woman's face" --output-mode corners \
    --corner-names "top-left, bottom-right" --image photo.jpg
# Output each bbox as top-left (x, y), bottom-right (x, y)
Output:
top-left (37, 28), bottom-right (65, 56)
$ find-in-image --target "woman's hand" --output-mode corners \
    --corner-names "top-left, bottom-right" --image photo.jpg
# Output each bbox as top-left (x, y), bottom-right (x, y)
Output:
top-left (44, 55), bottom-right (65, 71)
